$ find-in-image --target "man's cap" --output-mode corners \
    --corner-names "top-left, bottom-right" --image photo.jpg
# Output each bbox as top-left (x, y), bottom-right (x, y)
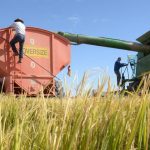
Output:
top-left (14, 18), bottom-right (24, 23)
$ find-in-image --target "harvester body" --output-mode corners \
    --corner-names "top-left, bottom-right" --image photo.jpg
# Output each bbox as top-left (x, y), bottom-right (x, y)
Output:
top-left (58, 32), bottom-right (150, 78)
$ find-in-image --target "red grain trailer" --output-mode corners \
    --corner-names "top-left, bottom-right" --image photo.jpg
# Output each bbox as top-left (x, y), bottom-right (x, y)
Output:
top-left (0, 27), bottom-right (71, 96)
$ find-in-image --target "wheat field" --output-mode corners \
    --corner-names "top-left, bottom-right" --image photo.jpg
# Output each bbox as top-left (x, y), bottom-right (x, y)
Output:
top-left (0, 93), bottom-right (149, 149)
top-left (0, 75), bottom-right (149, 150)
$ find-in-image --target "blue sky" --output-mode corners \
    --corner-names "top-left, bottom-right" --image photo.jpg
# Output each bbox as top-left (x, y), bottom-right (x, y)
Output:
top-left (1, 0), bottom-right (150, 88)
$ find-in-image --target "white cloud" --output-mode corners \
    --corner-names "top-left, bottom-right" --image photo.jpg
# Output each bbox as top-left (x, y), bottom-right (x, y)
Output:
top-left (68, 16), bottom-right (80, 26)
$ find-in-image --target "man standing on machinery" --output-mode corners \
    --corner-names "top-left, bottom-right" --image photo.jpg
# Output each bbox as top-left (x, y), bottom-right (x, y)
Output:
top-left (114, 57), bottom-right (128, 87)
top-left (9, 18), bottom-right (26, 63)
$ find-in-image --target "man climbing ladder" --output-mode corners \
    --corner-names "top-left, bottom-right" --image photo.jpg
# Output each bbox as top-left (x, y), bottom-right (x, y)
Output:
top-left (9, 18), bottom-right (26, 63)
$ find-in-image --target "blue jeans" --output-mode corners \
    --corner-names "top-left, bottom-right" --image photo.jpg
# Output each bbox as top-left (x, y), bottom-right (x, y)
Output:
top-left (10, 33), bottom-right (25, 58)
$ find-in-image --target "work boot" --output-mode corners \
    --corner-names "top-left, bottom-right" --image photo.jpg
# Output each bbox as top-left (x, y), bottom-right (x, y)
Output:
top-left (18, 58), bottom-right (22, 63)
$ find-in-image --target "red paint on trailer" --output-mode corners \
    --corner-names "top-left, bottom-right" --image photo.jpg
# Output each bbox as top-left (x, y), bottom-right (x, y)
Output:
top-left (0, 27), bottom-right (71, 96)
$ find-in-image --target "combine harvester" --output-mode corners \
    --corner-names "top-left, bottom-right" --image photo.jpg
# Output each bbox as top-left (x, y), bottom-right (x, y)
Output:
top-left (0, 27), bottom-right (150, 96)
top-left (57, 31), bottom-right (150, 91)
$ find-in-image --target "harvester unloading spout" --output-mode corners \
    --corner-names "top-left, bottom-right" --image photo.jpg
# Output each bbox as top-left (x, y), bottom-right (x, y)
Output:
top-left (57, 32), bottom-right (150, 54)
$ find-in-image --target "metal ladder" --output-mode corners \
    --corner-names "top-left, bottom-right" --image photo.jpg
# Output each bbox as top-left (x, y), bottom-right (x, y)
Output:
top-left (11, 55), bottom-right (23, 94)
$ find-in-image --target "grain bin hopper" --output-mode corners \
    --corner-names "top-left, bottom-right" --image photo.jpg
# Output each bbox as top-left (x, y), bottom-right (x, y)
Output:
top-left (0, 27), bottom-right (70, 96)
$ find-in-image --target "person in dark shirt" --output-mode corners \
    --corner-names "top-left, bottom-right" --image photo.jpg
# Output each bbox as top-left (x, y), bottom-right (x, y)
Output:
top-left (114, 57), bottom-right (128, 86)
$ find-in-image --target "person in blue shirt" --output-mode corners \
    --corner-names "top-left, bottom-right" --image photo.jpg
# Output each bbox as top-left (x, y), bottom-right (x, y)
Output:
top-left (114, 57), bottom-right (128, 86)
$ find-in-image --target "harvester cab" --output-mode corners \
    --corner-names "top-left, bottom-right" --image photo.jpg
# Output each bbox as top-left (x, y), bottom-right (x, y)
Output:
top-left (119, 55), bottom-right (137, 90)
top-left (127, 55), bottom-right (137, 78)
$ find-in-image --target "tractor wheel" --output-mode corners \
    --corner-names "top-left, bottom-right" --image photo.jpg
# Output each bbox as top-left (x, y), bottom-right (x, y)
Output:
top-left (127, 80), bottom-right (141, 92)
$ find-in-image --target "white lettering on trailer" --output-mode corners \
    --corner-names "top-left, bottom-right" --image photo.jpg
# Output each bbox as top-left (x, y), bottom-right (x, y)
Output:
top-left (30, 61), bottom-right (36, 69)
top-left (30, 39), bottom-right (35, 45)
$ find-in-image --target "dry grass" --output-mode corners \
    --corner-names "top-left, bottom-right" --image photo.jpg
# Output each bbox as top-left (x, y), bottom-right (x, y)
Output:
top-left (0, 73), bottom-right (150, 150)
